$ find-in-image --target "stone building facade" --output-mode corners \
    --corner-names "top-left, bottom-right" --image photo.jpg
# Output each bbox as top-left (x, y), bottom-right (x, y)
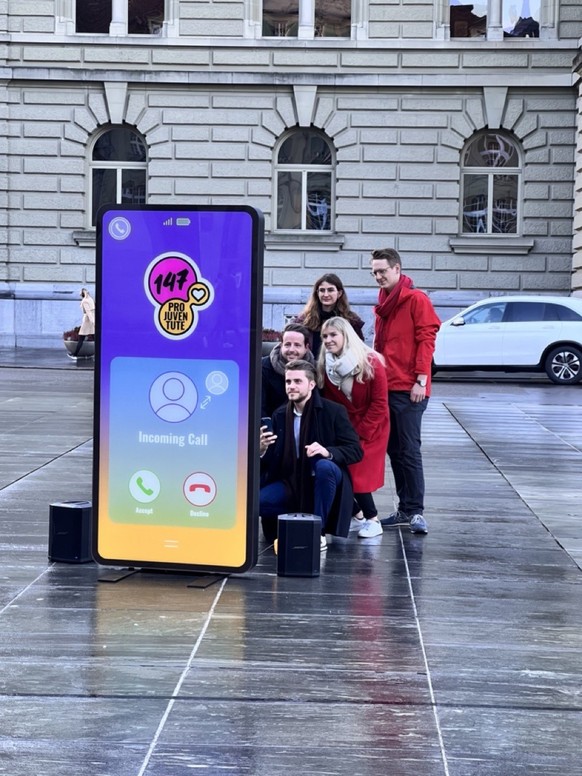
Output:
top-left (0, 1), bottom-right (581, 346)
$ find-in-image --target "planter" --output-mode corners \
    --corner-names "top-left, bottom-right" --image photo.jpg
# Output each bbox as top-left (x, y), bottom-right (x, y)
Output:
top-left (64, 339), bottom-right (95, 358)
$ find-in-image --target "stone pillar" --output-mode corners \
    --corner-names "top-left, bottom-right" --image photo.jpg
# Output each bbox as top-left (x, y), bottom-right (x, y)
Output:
top-left (573, 58), bottom-right (582, 296)
top-left (110, 0), bottom-right (128, 36)
top-left (298, 0), bottom-right (314, 39)
top-left (487, 0), bottom-right (503, 41)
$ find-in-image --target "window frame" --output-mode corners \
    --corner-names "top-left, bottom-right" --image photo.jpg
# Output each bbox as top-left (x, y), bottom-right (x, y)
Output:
top-left (253, 0), bottom-right (366, 40)
top-left (434, 0), bottom-right (557, 41)
top-left (55, 0), bottom-right (177, 37)
top-left (459, 131), bottom-right (523, 238)
top-left (273, 129), bottom-right (336, 234)
top-left (88, 126), bottom-right (148, 228)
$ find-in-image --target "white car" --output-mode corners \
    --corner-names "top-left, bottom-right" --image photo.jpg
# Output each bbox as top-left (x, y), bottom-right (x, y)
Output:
top-left (433, 295), bottom-right (582, 385)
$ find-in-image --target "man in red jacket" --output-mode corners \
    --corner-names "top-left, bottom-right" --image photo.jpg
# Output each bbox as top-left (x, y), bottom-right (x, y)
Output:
top-left (370, 248), bottom-right (441, 534)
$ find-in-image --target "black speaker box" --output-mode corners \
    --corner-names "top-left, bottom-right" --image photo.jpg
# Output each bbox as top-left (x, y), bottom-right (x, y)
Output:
top-left (48, 500), bottom-right (93, 563)
top-left (277, 513), bottom-right (321, 577)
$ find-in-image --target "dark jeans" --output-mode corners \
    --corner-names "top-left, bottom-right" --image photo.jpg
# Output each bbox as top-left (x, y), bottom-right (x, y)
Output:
top-left (387, 391), bottom-right (428, 516)
top-left (73, 335), bottom-right (87, 357)
top-left (259, 458), bottom-right (343, 542)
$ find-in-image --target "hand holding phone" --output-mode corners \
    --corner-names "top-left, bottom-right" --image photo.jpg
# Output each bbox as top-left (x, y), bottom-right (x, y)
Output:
top-left (259, 417), bottom-right (277, 455)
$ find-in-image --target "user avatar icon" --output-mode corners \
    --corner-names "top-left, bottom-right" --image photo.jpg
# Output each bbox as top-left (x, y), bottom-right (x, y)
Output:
top-left (205, 370), bottom-right (229, 395)
top-left (149, 372), bottom-right (197, 422)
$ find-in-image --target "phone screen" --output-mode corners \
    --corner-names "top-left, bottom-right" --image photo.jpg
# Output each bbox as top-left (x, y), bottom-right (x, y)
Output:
top-left (94, 206), bottom-right (263, 572)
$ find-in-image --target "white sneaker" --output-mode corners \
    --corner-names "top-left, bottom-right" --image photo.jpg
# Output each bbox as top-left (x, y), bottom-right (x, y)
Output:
top-left (358, 519), bottom-right (383, 538)
top-left (349, 517), bottom-right (365, 532)
top-left (320, 536), bottom-right (328, 551)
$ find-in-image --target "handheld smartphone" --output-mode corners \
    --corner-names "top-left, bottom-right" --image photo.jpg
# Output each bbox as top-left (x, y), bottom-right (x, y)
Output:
top-left (94, 205), bottom-right (263, 573)
top-left (260, 417), bottom-right (273, 434)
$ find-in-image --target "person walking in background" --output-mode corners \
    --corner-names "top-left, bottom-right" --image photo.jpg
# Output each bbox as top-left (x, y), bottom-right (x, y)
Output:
top-left (293, 273), bottom-right (365, 359)
top-left (370, 248), bottom-right (440, 535)
top-left (317, 317), bottom-right (389, 539)
top-left (261, 323), bottom-right (314, 418)
top-left (70, 288), bottom-right (95, 359)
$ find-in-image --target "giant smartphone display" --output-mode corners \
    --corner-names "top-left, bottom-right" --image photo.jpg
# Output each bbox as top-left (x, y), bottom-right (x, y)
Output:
top-left (94, 206), bottom-right (263, 573)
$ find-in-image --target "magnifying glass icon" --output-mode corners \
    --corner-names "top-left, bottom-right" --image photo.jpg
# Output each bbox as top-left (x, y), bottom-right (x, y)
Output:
top-left (205, 371), bottom-right (229, 395)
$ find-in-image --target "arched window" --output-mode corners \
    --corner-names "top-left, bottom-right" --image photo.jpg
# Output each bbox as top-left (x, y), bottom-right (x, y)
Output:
top-left (90, 126), bottom-right (147, 226)
top-left (274, 130), bottom-right (334, 232)
top-left (460, 131), bottom-right (522, 235)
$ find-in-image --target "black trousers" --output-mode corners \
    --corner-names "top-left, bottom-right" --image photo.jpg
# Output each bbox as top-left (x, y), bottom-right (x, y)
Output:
top-left (387, 391), bottom-right (428, 516)
top-left (354, 492), bottom-right (377, 519)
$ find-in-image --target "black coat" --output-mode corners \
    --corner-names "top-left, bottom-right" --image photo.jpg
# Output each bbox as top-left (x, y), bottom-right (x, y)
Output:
top-left (261, 356), bottom-right (287, 419)
top-left (261, 391), bottom-right (363, 537)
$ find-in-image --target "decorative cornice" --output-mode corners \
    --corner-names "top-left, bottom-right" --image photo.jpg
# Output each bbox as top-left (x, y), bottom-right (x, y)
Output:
top-left (449, 237), bottom-right (534, 255)
top-left (73, 230), bottom-right (96, 248)
top-left (265, 233), bottom-right (345, 252)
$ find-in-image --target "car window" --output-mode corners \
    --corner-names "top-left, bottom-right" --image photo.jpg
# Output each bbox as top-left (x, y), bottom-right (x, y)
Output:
top-left (544, 303), bottom-right (582, 322)
top-left (463, 303), bottom-right (506, 325)
top-left (505, 302), bottom-right (545, 323)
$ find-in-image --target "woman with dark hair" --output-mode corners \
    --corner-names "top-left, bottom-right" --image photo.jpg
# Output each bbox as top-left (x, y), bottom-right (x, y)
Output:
top-left (294, 273), bottom-right (365, 359)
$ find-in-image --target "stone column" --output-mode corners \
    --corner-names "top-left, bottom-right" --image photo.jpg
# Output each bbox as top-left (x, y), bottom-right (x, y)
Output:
top-left (487, 0), bottom-right (503, 41)
top-left (573, 56), bottom-right (582, 296)
top-left (110, 0), bottom-right (128, 36)
top-left (298, 0), bottom-right (314, 39)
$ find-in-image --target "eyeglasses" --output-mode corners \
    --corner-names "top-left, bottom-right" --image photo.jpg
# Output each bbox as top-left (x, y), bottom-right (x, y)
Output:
top-left (370, 269), bottom-right (389, 277)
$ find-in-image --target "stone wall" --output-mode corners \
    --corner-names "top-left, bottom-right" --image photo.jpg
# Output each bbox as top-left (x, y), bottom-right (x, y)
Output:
top-left (0, 1), bottom-right (581, 344)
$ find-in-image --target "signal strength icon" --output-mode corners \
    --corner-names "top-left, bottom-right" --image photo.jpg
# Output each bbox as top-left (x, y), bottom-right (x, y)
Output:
top-left (163, 218), bottom-right (173, 226)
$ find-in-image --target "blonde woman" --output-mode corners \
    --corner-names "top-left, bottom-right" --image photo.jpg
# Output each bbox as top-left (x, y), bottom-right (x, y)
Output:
top-left (317, 317), bottom-right (389, 538)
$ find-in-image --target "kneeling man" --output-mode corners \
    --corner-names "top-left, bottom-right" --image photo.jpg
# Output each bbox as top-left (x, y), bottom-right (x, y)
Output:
top-left (259, 359), bottom-right (362, 549)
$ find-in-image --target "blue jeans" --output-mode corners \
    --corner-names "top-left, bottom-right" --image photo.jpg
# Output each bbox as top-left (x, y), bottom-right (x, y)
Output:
top-left (387, 391), bottom-right (428, 516)
top-left (260, 458), bottom-right (343, 541)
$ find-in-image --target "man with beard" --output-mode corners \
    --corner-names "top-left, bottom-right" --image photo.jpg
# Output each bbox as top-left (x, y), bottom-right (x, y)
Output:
top-left (261, 323), bottom-right (314, 418)
top-left (259, 359), bottom-right (362, 549)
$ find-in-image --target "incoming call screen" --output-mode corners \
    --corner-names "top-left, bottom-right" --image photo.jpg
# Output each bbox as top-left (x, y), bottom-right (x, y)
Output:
top-left (94, 206), bottom-right (262, 572)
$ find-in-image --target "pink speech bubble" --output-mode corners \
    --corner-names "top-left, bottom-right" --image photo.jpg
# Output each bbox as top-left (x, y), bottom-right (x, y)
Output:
top-left (147, 256), bottom-right (197, 305)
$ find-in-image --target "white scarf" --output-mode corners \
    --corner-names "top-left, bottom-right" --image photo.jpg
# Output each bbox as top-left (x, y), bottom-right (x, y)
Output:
top-left (325, 349), bottom-right (360, 401)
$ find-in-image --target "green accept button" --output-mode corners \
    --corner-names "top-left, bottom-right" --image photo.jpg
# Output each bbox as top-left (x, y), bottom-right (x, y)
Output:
top-left (129, 470), bottom-right (160, 503)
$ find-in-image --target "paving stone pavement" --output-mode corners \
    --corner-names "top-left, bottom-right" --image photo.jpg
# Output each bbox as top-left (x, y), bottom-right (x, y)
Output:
top-left (0, 352), bottom-right (581, 776)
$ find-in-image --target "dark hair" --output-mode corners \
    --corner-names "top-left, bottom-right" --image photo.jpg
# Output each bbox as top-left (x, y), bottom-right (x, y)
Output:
top-left (300, 273), bottom-right (354, 331)
top-left (284, 359), bottom-right (317, 383)
top-left (282, 322), bottom-right (311, 347)
top-left (371, 248), bottom-right (401, 268)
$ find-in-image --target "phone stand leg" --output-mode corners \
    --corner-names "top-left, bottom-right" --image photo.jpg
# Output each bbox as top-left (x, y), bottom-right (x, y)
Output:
top-left (98, 567), bottom-right (140, 583)
top-left (186, 574), bottom-right (227, 589)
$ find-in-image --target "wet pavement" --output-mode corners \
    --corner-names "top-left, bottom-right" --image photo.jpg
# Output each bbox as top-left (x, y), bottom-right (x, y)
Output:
top-left (0, 349), bottom-right (581, 775)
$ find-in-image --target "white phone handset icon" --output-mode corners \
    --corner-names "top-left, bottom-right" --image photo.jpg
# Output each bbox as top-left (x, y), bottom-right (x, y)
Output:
top-left (108, 217), bottom-right (131, 240)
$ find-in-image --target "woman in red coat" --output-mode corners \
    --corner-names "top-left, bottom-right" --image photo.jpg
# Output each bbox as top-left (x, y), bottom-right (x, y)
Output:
top-left (317, 317), bottom-right (389, 538)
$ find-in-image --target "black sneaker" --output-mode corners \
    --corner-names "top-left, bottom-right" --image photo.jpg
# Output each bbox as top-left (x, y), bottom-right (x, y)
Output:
top-left (409, 514), bottom-right (428, 534)
top-left (380, 510), bottom-right (410, 528)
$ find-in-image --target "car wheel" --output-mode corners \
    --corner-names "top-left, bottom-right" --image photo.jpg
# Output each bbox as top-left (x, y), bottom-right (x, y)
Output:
top-left (544, 345), bottom-right (582, 384)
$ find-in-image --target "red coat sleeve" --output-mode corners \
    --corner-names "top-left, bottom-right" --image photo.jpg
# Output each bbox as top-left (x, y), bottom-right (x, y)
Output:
top-left (354, 357), bottom-right (388, 442)
top-left (411, 294), bottom-right (441, 376)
